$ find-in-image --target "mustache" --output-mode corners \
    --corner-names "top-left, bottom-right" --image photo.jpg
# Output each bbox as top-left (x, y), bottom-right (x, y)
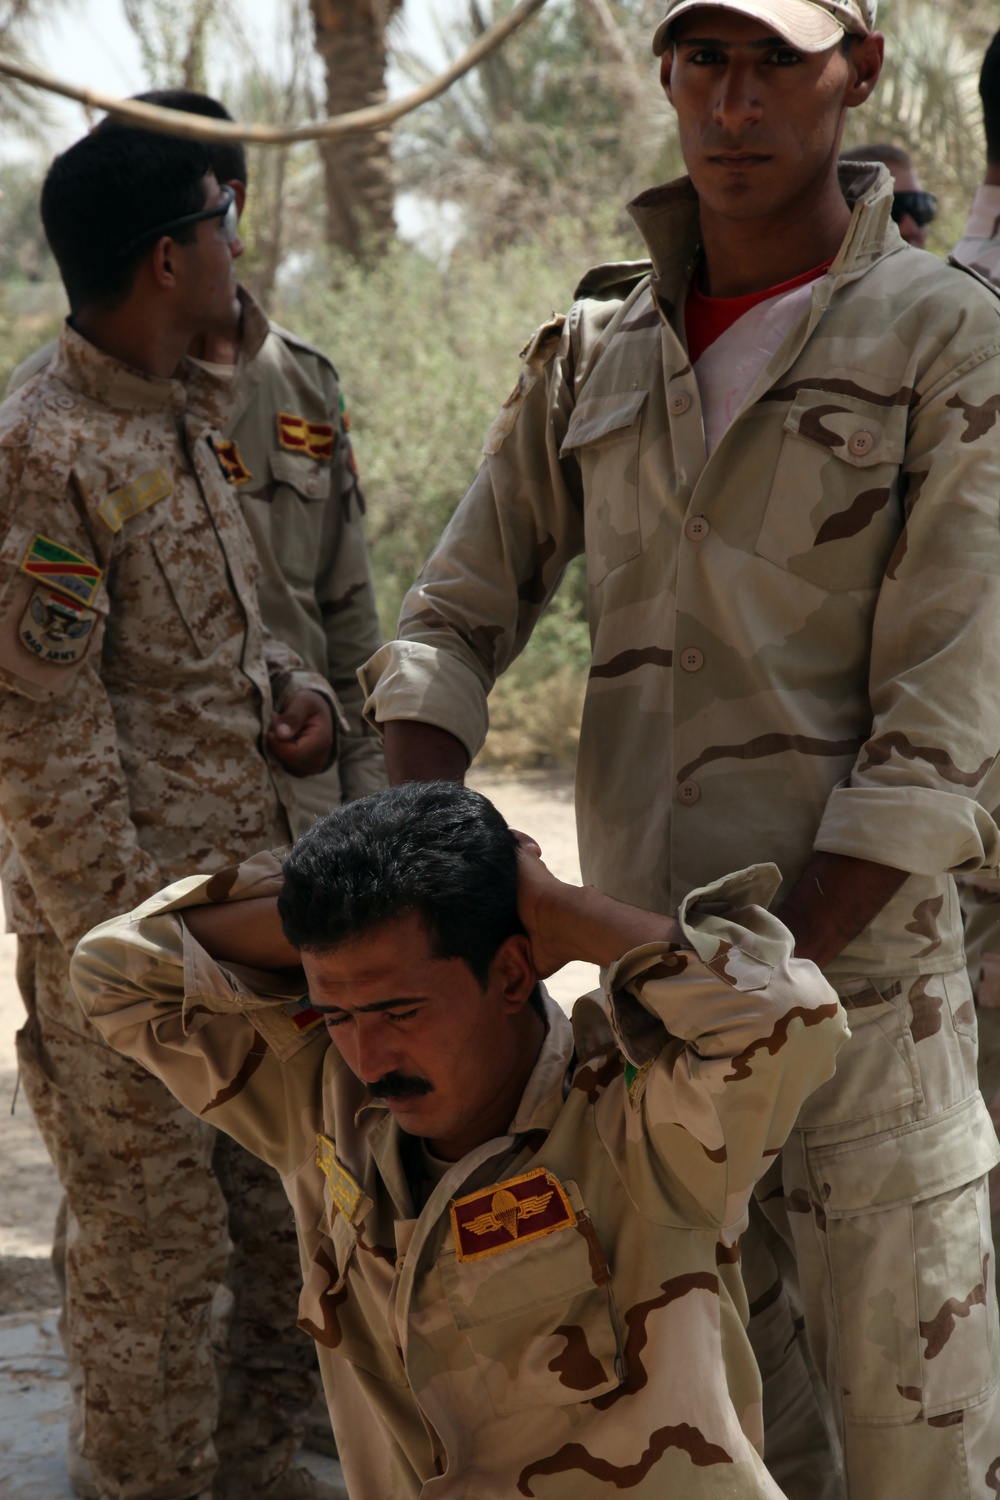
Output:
top-left (368, 1071), bottom-right (434, 1100)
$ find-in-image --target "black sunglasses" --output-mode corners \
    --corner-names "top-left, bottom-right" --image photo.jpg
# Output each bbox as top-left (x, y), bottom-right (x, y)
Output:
top-left (115, 183), bottom-right (238, 260)
top-left (891, 190), bottom-right (937, 229)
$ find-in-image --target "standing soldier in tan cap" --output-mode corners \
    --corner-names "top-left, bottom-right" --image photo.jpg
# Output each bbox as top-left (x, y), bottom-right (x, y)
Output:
top-left (1, 120), bottom-right (345, 1500)
top-left (360, 2), bottom-right (1000, 1496)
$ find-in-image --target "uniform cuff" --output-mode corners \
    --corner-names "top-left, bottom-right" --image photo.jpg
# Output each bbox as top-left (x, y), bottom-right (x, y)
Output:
top-left (815, 786), bottom-right (1000, 876)
top-left (359, 641), bottom-right (489, 763)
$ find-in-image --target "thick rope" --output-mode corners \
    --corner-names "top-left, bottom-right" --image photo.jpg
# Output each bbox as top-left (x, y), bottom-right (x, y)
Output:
top-left (0, 0), bottom-right (546, 144)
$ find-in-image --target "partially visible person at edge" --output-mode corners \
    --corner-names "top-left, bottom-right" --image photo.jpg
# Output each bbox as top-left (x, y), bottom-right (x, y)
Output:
top-left (7, 88), bottom-right (385, 837)
top-left (943, 25), bottom-right (1000, 1313)
top-left (840, 141), bottom-right (936, 246)
top-left (70, 781), bottom-right (851, 1500)
top-left (0, 121), bottom-right (342, 1500)
top-left (951, 28), bottom-right (1000, 290)
top-left (358, 1), bottom-right (1000, 1497)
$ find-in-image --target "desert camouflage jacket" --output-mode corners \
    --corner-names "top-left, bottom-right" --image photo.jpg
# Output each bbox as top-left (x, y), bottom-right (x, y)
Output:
top-left (0, 324), bottom-right (335, 948)
top-left (362, 164), bottom-right (1000, 985)
top-left (951, 184), bottom-right (1000, 292)
top-left (72, 853), bottom-right (848, 1500)
top-left (7, 291), bottom-right (385, 835)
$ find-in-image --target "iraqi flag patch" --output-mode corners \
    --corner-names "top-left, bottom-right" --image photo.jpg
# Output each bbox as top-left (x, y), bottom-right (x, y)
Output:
top-left (20, 534), bottom-right (103, 606)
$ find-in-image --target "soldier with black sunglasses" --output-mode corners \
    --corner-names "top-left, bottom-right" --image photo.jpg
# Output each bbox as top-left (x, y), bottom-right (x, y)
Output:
top-left (840, 141), bottom-right (936, 246)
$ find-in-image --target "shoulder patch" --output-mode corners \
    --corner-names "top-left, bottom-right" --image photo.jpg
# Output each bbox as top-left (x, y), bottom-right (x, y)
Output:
top-left (18, 586), bottom-right (96, 666)
top-left (573, 258), bottom-right (653, 302)
top-left (21, 534), bottom-right (103, 606)
top-left (100, 468), bottom-right (173, 533)
top-left (451, 1168), bottom-right (576, 1262)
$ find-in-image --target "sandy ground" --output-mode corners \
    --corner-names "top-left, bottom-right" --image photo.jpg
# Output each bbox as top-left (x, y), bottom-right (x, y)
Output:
top-left (0, 769), bottom-right (590, 1496)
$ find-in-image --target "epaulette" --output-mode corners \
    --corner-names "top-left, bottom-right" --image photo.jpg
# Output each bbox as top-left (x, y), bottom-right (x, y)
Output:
top-left (573, 259), bottom-right (654, 302)
top-left (947, 255), bottom-right (1000, 306)
top-left (268, 320), bottom-right (340, 382)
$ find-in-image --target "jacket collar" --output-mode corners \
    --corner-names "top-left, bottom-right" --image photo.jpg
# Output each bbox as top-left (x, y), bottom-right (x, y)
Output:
top-left (50, 320), bottom-right (188, 416)
top-left (626, 160), bottom-right (900, 313)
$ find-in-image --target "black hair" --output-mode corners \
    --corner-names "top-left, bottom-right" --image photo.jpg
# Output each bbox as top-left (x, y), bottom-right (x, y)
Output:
top-left (278, 783), bottom-right (524, 987)
top-left (840, 141), bottom-right (912, 171)
top-left (981, 31), bottom-right (1000, 166)
top-left (41, 121), bottom-right (211, 313)
top-left (135, 89), bottom-right (248, 189)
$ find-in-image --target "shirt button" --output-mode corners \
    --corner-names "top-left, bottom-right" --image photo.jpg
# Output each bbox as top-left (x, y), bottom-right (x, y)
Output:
top-left (305, 475), bottom-right (319, 496)
top-left (685, 515), bottom-right (710, 541)
top-left (395, 1257), bottom-right (405, 1274)
top-left (669, 391), bottom-right (692, 416)
top-left (677, 780), bottom-right (700, 805)
top-left (847, 429), bottom-right (874, 457)
top-left (680, 647), bottom-right (704, 672)
top-left (55, 396), bottom-right (75, 410)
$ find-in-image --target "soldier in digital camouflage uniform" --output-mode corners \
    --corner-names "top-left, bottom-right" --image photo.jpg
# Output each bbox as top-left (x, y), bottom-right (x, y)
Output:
top-left (7, 88), bottom-right (386, 838)
top-left (2, 122), bottom-right (344, 1500)
top-left (359, 2), bottom-right (1000, 1496)
top-left (70, 780), bottom-right (851, 1499)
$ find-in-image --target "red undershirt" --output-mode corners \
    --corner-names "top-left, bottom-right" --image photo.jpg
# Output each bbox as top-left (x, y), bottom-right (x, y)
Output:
top-left (684, 258), bottom-right (834, 365)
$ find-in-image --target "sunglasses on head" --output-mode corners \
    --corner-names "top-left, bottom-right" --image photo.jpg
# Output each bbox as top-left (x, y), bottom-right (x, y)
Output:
top-left (891, 190), bottom-right (937, 228)
top-left (115, 183), bottom-right (239, 260)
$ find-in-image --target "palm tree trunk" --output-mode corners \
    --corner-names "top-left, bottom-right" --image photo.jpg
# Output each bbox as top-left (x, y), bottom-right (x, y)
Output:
top-left (309, 0), bottom-right (399, 258)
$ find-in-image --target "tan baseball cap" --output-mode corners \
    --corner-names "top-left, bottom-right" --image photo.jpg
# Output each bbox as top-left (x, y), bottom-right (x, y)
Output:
top-left (652, 0), bottom-right (876, 56)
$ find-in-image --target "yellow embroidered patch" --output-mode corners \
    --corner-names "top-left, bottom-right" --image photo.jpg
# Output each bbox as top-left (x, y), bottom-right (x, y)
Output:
top-left (316, 1134), bottom-right (363, 1222)
top-left (100, 467), bottom-right (173, 533)
top-left (451, 1168), bottom-right (576, 1263)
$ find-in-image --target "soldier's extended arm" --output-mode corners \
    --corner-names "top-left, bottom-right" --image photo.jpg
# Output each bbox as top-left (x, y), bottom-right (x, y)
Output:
top-left (314, 368), bottom-right (385, 801)
top-left (360, 317), bottom-right (584, 764)
top-left (0, 463), bottom-right (161, 949)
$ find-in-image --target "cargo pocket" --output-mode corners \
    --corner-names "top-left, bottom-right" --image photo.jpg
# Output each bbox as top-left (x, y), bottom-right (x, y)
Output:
top-left (561, 390), bottom-right (647, 587)
top-left (813, 1093), bottom-right (1000, 1424)
top-left (441, 1187), bottom-right (623, 1416)
top-left (756, 390), bottom-right (905, 592)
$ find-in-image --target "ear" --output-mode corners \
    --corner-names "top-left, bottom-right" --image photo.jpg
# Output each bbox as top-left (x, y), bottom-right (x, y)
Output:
top-left (660, 49), bottom-right (675, 106)
top-left (148, 235), bottom-right (180, 292)
top-left (230, 180), bottom-right (247, 218)
top-left (844, 31), bottom-right (884, 109)
top-left (490, 934), bottom-right (538, 1014)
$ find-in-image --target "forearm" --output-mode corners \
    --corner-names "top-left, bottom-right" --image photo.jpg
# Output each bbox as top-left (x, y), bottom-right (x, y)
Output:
top-left (182, 895), bottom-right (300, 969)
top-left (774, 851), bottom-right (908, 970)
top-left (384, 720), bottom-right (469, 786)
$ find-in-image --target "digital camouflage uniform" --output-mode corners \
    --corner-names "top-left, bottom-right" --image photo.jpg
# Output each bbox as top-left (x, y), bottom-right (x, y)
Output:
top-left (0, 323), bottom-right (340, 1500)
top-left (361, 165), bottom-right (1000, 1498)
top-left (71, 850), bottom-right (850, 1500)
top-left (7, 287), bottom-right (385, 839)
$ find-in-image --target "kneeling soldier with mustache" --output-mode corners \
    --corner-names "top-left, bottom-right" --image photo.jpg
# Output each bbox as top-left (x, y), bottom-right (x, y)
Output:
top-left (72, 781), bottom-right (847, 1499)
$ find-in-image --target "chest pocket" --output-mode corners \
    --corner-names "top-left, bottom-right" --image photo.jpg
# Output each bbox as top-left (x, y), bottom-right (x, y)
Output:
top-left (440, 1191), bottom-right (623, 1416)
top-left (755, 389), bottom-right (906, 592)
top-left (150, 523), bottom-right (241, 657)
top-left (264, 451), bottom-right (332, 589)
top-left (561, 390), bottom-right (647, 587)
